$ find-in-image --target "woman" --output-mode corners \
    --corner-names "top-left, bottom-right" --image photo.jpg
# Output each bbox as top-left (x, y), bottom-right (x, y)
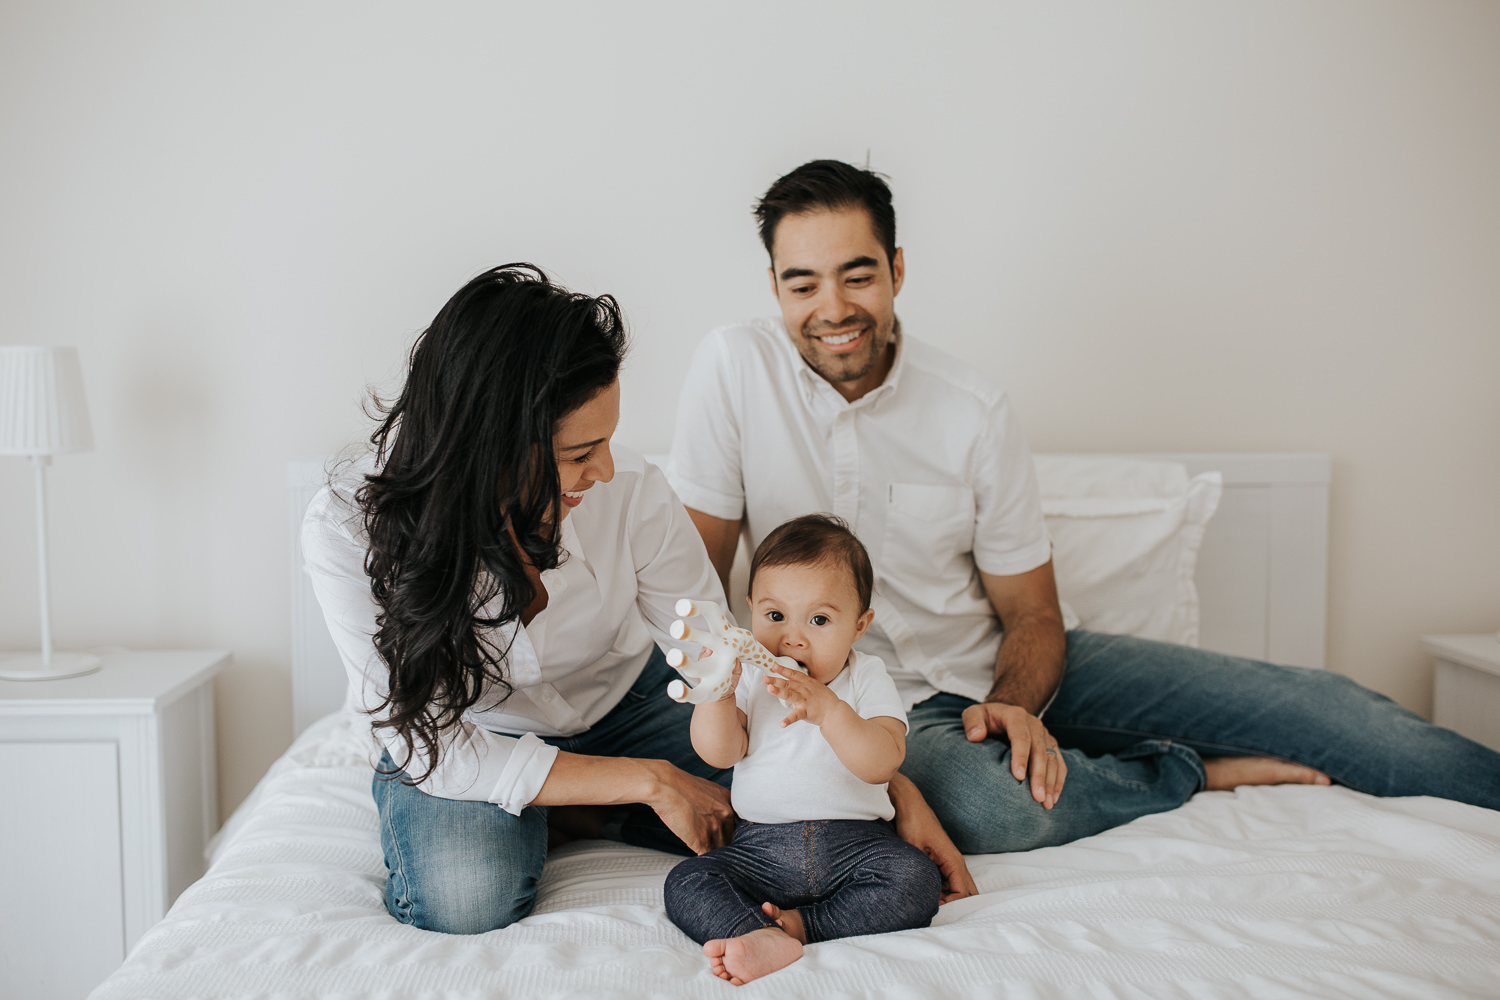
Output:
top-left (302, 264), bottom-right (971, 933)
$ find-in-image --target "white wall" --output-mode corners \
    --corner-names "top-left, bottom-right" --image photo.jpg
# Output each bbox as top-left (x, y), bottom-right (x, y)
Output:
top-left (1, 1), bottom-right (1496, 817)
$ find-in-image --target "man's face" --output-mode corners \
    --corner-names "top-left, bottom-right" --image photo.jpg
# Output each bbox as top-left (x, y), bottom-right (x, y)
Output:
top-left (769, 207), bottom-right (905, 402)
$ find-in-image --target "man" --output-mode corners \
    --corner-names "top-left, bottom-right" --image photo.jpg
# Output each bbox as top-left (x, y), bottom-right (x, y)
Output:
top-left (668, 159), bottom-right (1500, 854)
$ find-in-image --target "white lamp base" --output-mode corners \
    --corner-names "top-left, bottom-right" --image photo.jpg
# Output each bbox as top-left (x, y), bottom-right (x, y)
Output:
top-left (0, 652), bottom-right (102, 681)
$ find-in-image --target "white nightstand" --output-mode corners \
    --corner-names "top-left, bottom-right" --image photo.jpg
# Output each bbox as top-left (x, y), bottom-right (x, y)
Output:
top-left (0, 649), bottom-right (228, 1000)
top-left (1421, 634), bottom-right (1500, 754)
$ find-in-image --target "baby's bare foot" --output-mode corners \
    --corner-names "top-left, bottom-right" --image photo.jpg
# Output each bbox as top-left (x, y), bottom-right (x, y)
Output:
top-left (703, 927), bottom-right (803, 985)
top-left (760, 901), bottom-right (807, 944)
top-left (1203, 756), bottom-right (1331, 791)
top-left (703, 937), bottom-right (735, 983)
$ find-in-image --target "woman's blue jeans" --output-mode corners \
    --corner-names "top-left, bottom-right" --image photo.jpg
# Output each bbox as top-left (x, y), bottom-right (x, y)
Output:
top-left (902, 630), bottom-right (1500, 855)
top-left (663, 819), bottom-right (941, 945)
top-left (372, 647), bottom-right (727, 934)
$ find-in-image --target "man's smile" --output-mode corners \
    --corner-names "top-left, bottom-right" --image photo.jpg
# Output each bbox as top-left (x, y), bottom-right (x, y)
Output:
top-left (808, 325), bottom-right (869, 352)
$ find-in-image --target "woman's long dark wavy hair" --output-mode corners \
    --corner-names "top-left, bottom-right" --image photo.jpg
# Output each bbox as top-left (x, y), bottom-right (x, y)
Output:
top-left (357, 264), bottom-right (627, 782)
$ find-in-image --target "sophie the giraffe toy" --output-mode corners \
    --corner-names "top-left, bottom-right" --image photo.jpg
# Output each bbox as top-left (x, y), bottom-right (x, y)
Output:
top-left (664, 598), bottom-right (807, 704)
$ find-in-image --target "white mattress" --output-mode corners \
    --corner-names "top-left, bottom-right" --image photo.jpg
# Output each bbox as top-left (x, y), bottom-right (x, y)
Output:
top-left (94, 711), bottom-right (1500, 1000)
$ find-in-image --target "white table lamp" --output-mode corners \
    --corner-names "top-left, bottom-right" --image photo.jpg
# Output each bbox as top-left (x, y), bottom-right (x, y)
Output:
top-left (0, 346), bottom-right (100, 680)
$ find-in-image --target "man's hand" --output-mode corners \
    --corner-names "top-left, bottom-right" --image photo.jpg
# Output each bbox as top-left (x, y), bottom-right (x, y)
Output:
top-left (764, 663), bottom-right (840, 727)
top-left (888, 772), bottom-right (977, 903)
top-left (961, 701), bottom-right (1066, 809)
top-left (644, 761), bottom-right (736, 855)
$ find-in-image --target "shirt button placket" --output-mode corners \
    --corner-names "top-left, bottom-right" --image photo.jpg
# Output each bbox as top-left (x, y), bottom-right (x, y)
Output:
top-left (832, 410), bottom-right (859, 528)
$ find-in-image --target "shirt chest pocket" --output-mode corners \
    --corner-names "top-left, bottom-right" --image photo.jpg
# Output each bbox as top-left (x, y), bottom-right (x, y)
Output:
top-left (882, 483), bottom-right (976, 591)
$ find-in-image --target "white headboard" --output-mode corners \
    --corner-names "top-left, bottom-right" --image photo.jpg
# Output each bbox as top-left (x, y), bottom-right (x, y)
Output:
top-left (286, 453), bottom-right (1329, 735)
top-left (1117, 453), bottom-right (1329, 669)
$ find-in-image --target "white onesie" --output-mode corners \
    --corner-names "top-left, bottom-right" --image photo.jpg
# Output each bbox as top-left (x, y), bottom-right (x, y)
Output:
top-left (730, 650), bottom-right (907, 825)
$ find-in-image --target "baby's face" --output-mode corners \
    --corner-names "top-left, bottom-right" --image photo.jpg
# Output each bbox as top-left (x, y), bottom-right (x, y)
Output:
top-left (749, 561), bottom-right (875, 685)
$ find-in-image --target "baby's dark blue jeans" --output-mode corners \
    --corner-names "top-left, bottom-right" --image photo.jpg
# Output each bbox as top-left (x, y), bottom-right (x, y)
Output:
top-left (664, 817), bottom-right (941, 944)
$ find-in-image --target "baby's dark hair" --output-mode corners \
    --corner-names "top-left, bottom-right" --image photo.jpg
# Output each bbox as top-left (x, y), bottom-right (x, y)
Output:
top-left (747, 514), bottom-right (874, 613)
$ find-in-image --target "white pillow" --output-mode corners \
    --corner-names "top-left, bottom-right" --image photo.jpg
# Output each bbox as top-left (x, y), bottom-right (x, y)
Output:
top-left (1033, 456), bottom-right (1222, 646)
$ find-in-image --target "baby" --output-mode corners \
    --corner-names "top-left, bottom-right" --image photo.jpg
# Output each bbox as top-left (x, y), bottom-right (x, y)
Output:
top-left (663, 514), bottom-right (941, 985)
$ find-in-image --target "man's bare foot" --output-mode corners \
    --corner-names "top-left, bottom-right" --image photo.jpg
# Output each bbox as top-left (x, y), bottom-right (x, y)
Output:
top-left (760, 901), bottom-right (807, 944)
top-left (703, 926), bottom-right (803, 985)
top-left (1203, 756), bottom-right (1331, 791)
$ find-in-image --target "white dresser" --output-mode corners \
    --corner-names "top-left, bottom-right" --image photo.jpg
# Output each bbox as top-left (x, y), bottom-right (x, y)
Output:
top-left (1422, 633), bottom-right (1500, 753)
top-left (0, 650), bottom-right (227, 1000)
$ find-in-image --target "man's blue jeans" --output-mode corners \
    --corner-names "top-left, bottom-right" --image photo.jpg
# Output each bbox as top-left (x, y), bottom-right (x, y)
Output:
top-left (663, 819), bottom-right (941, 945)
top-left (901, 630), bottom-right (1500, 855)
top-left (372, 647), bottom-right (728, 934)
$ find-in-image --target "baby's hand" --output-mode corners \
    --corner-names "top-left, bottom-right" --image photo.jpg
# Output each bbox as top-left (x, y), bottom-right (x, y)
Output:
top-left (698, 645), bottom-right (741, 703)
top-left (765, 664), bottom-right (839, 727)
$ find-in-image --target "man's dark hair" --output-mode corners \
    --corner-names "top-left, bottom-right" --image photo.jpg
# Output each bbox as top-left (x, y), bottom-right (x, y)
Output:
top-left (748, 513), bottom-right (875, 613)
top-left (754, 160), bottom-right (897, 271)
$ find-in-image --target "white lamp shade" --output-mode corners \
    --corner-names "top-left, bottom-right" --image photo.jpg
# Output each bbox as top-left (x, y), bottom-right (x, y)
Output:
top-left (0, 346), bottom-right (94, 456)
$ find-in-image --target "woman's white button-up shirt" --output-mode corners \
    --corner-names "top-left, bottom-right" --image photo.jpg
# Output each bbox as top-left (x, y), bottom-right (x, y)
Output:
top-left (300, 445), bottom-right (722, 813)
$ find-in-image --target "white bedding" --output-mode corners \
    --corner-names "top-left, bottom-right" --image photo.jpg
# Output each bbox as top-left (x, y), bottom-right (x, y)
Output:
top-left (94, 711), bottom-right (1500, 1000)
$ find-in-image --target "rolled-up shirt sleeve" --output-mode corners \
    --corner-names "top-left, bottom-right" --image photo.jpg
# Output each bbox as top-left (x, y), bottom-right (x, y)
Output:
top-left (300, 485), bottom-right (559, 814)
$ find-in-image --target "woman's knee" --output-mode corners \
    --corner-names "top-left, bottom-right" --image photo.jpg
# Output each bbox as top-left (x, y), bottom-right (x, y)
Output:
top-left (388, 859), bottom-right (541, 934)
top-left (375, 770), bottom-right (549, 934)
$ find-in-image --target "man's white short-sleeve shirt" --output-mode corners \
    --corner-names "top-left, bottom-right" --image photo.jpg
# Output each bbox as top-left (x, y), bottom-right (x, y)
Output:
top-left (669, 318), bottom-right (1052, 708)
top-left (731, 650), bottom-right (906, 824)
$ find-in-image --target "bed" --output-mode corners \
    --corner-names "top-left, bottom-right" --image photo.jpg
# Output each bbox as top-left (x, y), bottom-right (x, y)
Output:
top-left (91, 453), bottom-right (1500, 1000)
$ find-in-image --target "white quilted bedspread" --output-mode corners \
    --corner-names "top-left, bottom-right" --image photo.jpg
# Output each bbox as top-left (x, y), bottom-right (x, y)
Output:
top-left (93, 712), bottom-right (1500, 1000)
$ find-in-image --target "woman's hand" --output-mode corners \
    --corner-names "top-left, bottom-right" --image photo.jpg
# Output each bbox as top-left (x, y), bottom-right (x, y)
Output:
top-left (643, 760), bottom-right (736, 855)
top-left (888, 772), bottom-right (978, 903)
top-left (531, 753), bottom-right (735, 855)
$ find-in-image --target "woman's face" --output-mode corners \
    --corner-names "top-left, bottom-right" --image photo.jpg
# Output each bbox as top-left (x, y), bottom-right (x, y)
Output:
top-left (552, 380), bottom-right (620, 519)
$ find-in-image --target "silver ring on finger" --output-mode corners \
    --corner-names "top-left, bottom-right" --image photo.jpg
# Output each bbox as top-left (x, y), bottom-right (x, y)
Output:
top-left (1043, 747), bottom-right (1059, 757)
